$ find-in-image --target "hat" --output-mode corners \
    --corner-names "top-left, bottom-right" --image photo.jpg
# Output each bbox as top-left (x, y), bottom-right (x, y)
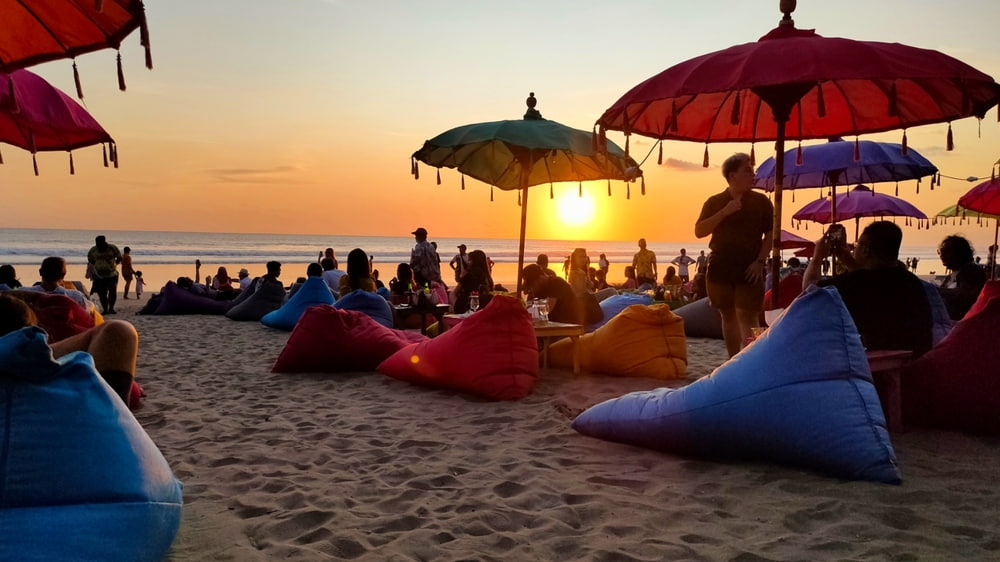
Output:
top-left (412, 227), bottom-right (428, 237)
top-left (238, 268), bottom-right (249, 276)
top-left (458, 244), bottom-right (467, 250)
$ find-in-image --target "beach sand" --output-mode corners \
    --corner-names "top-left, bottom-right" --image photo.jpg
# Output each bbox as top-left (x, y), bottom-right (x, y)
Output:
top-left (115, 295), bottom-right (1000, 560)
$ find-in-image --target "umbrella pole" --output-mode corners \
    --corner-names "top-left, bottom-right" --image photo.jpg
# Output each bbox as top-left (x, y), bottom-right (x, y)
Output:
top-left (770, 121), bottom-right (787, 308)
top-left (516, 185), bottom-right (529, 296)
top-left (993, 219), bottom-right (999, 281)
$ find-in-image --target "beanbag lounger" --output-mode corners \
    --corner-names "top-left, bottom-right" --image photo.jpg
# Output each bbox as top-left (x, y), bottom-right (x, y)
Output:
top-left (2, 290), bottom-right (94, 343)
top-left (962, 280), bottom-right (1000, 320)
top-left (902, 294), bottom-right (1000, 434)
top-left (153, 281), bottom-right (230, 315)
top-left (273, 306), bottom-right (427, 373)
top-left (586, 293), bottom-right (653, 333)
top-left (0, 326), bottom-right (183, 560)
top-left (226, 278), bottom-right (286, 321)
top-left (763, 272), bottom-right (804, 311)
top-left (672, 297), bottom-right (723, 339)
top-left (550, 303), bottom-right (687, 379)
top-left (377, 295), bottom-right (539, 400)
top-left (920, 280), bottom-right (954, 346)
top-left (261, 276), bottom-right (335, 331)
top-left (573, 285), bottom-right (900, 484)
top-left (334, 289), bottom-right (394, 328)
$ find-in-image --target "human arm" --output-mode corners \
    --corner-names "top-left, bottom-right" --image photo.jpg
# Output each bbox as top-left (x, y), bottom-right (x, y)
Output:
top-left (695, 196), bottom-right (742, 239)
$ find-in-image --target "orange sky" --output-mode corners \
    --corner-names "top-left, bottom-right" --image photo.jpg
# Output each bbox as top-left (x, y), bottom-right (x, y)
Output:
top-left (2, 1), bottom-right (999, 249)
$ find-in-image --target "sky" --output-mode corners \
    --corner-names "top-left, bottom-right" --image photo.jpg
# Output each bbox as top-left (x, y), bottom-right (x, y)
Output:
top-left (3, 0), bottom-right (1000, 248)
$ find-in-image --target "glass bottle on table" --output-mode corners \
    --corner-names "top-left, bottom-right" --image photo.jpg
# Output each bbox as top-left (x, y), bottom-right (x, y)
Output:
top-left (469, 291), bottom-right (479, 313)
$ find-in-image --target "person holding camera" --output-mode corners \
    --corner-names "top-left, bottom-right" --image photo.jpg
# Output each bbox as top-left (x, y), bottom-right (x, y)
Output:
top-left (695, 153), bottom-right (774, 357)
top-left (803, 220), bottom-right (932, 357)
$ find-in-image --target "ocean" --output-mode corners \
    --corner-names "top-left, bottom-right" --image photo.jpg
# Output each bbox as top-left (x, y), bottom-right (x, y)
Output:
top-left (0, 228), bottom-right (947, 288)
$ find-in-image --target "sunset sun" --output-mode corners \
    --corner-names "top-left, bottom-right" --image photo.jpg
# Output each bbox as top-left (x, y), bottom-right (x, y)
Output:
top-left (556, 191), bottom-right (596, 227)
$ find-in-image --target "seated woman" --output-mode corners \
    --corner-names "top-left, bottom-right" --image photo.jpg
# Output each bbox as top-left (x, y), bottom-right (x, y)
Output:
top-left (0, 264), bottom-right (22, 289)
top-left (388, 263), bottom-right (416, 304)
top-left (453, 250), bottom-right (494, 314)
top-left (937, 235), bottom-right (987, 320)
top-left (0, 294), bottom-right (138, 405)
top-left (619, 265), bottom-right (639, 290)
top-left (338, 248), bottom-right (378, 298)
top-left (661, 266), bottom-right (684, 299)
top-left (522, 264), bottom-right (602, 325)
top-left (211, 266), bottom-right (239, 300)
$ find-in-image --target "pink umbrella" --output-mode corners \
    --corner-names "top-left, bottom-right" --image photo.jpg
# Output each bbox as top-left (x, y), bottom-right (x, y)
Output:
top-left (958, 172), bottom-right (1000, 279)
top-left (0, 68), bottom-right (116, 174)
top-left (778, 228), bottom-right (813, 250)
top-left (792, 184), bottom-right (928, 241)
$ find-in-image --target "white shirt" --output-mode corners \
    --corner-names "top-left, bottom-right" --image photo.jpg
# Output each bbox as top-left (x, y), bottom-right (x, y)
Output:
top-left (322, 269), bottom-right (346, 290)
top-left (239, 276), bottom-right (253, 290)
top-left (18, 285), bottom-right (95, 314)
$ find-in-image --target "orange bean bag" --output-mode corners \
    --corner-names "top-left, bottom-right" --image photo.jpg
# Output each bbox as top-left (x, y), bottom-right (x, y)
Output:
top-left (547, 303), bottom-right (687, 379)
top-left (377, 295), bottom-right (538, 400)
top-left (272, 305), bottom-right (426, 373)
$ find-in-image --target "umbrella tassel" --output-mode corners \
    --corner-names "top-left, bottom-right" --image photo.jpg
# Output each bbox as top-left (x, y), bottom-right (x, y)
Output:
top-left (111, 142), bottom-right (118, 168)
top-left (73, 61), bottom-right (84, 99)
top-left (947, 123), bottom-right (954, 151)
top-left (730, 91), bottom-right (741, 125)
top-left (702, 145), bottom-right (709, 168)
top-left (796, 142), bottom-right (803, 166)
top-left (32, 153), bottom-right (38, 176)
top-left (461, 175), bottom-right (465, 190)
top-left (0, 147), bottom-right (4, 164)
top-left (102, 143), bottom-right (108, 167)
top-left (657, 142), bottom-right (663, 165)
top-left (895, 183), bottom-right (899, 196)
top-left (140, 14), bottom-right (153, 70)
top-left (592, 126), bottom-right (598, 152)
top-left (749, 144), bottom-right (756, 167)
top-left (817, 83), bottom-right (826, 117)
top-left (414, 161), bottom-right (419, 180)
top-left (915, 179), bottom-right (919, 194)
top-left (624, 135), bottom-right (629, 158)
top-left (854, 137), bottom-right (860, 161)
top-left (518, 191), bottom-right (521, 206)
top-left (627, 183), bottom-right (631, 200)
top-left (69, 152), bottom-right (75, 175)
top-left (578, 182), bottom-right (582, 198)
top-left (490, 185), bottom-right (494, 202)
top-left (901, 130), bottom-right (908, 155)
top-left (549, 183), bottom-right (553, 199)
top-left (436, 168), bottom-right (441, 185)
top-left (599, 127), bottom-right (607, 152)
top-left (888, 83), bottom-right (898, 117)
top-left (641, 175), bottom-right (646, 195)
top-left (607, 179), bottom-right (611, 196)
top-left (117, 52), bottom-right (126, 91)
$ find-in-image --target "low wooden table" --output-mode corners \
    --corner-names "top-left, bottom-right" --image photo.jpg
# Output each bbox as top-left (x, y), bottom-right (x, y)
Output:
top-left (394, 303), bottom-right (449, 335)
top-left (535, 321), bottom-right (585, 374)
top-left (866, 350), bottom-right (913, 433)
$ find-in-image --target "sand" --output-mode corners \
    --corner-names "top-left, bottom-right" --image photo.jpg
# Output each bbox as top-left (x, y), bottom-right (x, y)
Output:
top-left (113, 296), bottom-right (1000, 561)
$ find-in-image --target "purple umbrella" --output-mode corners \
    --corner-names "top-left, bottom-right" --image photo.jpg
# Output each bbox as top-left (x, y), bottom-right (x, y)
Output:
top-left (792, 184), bottom-right (928, 241)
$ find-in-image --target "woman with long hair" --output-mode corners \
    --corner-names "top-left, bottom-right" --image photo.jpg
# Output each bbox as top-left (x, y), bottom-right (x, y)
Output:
top-left (339, 248), bottom-right (377, 298)
top-left (453, 250), bottom-right (494, 314)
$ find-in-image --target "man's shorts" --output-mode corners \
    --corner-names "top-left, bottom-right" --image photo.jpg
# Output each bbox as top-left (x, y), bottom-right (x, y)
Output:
top-left (91, 275), bottom-right (119, 292)
top-left (706, 274), bottom-right (764, 311)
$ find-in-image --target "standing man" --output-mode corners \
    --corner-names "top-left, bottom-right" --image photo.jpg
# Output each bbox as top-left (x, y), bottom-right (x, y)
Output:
top-left (671, 249), bottom-right (697, 283)
top-left (409, 227), bottom-right (442, 286)
top-left (87, 235), bottom-right (122, 315)
top-left (631, 238), bottom-right (658, 288)
top-left (695, 250), bottom-right (707, 275)
top-left (695, 153), bottom-right (774, 358)
top-left (449, 244), bottom-right (470, 283)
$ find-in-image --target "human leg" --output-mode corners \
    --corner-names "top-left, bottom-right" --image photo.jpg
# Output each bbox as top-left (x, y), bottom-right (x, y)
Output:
top-left (122, 277), bottom-right (132, 299)
top-left (733, 280), bottom-right (766, 349)
top-left (50, 319), bottom-right (138, 402)
top-left (106, 275), bottom-right (119, 313)
top-left (706, 277), bottom-right (741, 357)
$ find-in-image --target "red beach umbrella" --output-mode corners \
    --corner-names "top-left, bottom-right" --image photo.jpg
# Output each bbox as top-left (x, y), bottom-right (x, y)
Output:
top-left (0, 0), bottom-right (153, 97)
top-left (958, 172), bottom-right (1000, 279)
top-left (0, 68), bottom-right (116, 174)
top-left (596, 0), bottom-right (1000, 304)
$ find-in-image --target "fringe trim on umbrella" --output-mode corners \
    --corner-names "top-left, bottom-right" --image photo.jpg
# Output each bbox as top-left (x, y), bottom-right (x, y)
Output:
top-left (947, 124), bottom-right (954, 151)
top-left (895, 182), bottom-right (899, 196)
top-left (627, 183), bottom-right (631, 200)
top-left (103, 144), bottom-right (108, 167)
top-left (641, 175), bottom-right (645, 195)
top-left (117, 52), bottom-right (126, 91)
top-left (901, 130), bottom-right (908, 155)
top-left (32, 153), bottom-right (38, 176)
top-left (599, 127), bottom-right (607, 152)
top-left (549, 183), bottom-right (553, 199)
top-left (749, 144), bottom-right (756, 167)
top-left (607, 179), bottom-right (611, 196)
top-left (517, 191), bottom-right (521, 206)
top-left (111, 142), bottom-right (118, 168)
top-left (592, 126), bottom-right (598, 152)
top-left (796, 141), bottom-right (803, 166)
top-left (578, 182), bottom-right (582, 197)
top-left (817, 83), bottom-right (826, 117)
top-left (702, 145), bottom-right (709, 168)
top-left (436, 168), bottom-right (440, 185)
top-left (915, 178), bottom-right (920, 194)
top-left (0, 147), bottom-right (4, 164)
top-left (139, 8), bottom-right (153, 70)
top-left (461, 175), bottom-right (465, 190)
top-left (657, 142), bottom-right (663, 165)
top-left (624, 135), bottom-right (629, 158)
top-left (69, 152), bottom-right (75, 175)
top-left (854, 138), bottom-right (860, 161)
top-left (490, 185), bottom-right (494, 202)
top-left (73, 61), bottom-right (84, 99)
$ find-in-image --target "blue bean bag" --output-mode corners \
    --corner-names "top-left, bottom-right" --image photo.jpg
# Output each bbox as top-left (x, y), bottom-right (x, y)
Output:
top-left (226, 278), bottom-right (286, 321)
top-left (0, 326), bottom-right (183, 560)
top-left (586, 293), bottom-right (653, 333)
top-left (153, 281), bottom-right (229, 315)
top-left (261, 276), bottom-right (335, 331)
top-left (572, 285), bottom-right (900, 484)
top-left (334, 289), bottom-right (394, 328)
top-left (672, 297), bottom-right (723, 339)
top-left (920, 280), bottom-right (954, 346)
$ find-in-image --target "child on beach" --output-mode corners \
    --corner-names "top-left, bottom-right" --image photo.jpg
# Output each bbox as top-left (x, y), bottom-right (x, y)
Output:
top-left (134, 271), bottom-right (147, 298)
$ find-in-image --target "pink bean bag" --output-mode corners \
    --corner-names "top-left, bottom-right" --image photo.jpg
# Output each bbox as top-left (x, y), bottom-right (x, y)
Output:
top-left (272, 306), bottom-right (426, 373)
top-left (377, 295), bottom-right (538, 400)
top-left (962, 280), bottom-right (1000, 320)
top-left (902, 294), bottom-right (1000, 434)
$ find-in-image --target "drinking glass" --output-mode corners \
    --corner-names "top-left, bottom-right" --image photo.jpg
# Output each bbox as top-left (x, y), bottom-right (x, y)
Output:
top-left (469, 294), bottom-right (479, 313)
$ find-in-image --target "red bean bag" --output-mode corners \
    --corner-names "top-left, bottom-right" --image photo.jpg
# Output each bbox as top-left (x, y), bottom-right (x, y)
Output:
top-left (2, 291), bottom-right (94, 343)
top-left (962, 280), bottom-right (1000, 320)
top-left (764, 272), bottom-right (804, 310)
top-left (902, 294), bottom-right (1000, 434)
top-left (377, 295), bottom-right (538, 400)
top-left (272, 305), bottom-right (426, 373)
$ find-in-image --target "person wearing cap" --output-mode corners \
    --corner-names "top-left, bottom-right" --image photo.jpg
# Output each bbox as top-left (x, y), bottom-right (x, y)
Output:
top-left (409, 227), bottom-right (442, 286)
top-left (237, 267), bottom-right (252, 290)
top-left (449, 244), bottom-right (470, 283)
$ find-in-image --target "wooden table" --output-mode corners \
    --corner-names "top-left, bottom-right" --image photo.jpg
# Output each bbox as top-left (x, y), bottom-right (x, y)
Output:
top-left (866, 350), bottom-right (913, 433)
top-left (535, 321), bottom-right (585, 374)
top-left (393, 303), bottom-right (449, 335)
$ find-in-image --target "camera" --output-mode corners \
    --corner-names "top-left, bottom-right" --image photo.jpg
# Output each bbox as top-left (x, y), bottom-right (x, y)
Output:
top-left (825, 224), bottom-right (847, 247)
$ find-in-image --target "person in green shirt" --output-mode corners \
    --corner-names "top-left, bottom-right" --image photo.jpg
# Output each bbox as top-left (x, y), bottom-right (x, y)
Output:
top-left (87, 235), bottom-right (123, 314)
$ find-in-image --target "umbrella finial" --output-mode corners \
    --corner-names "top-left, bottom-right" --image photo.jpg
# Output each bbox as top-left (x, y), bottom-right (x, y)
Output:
top-left (524, 92), bottom-right (543, 120)
top-left (779, 0), bottom-right (796, 26)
